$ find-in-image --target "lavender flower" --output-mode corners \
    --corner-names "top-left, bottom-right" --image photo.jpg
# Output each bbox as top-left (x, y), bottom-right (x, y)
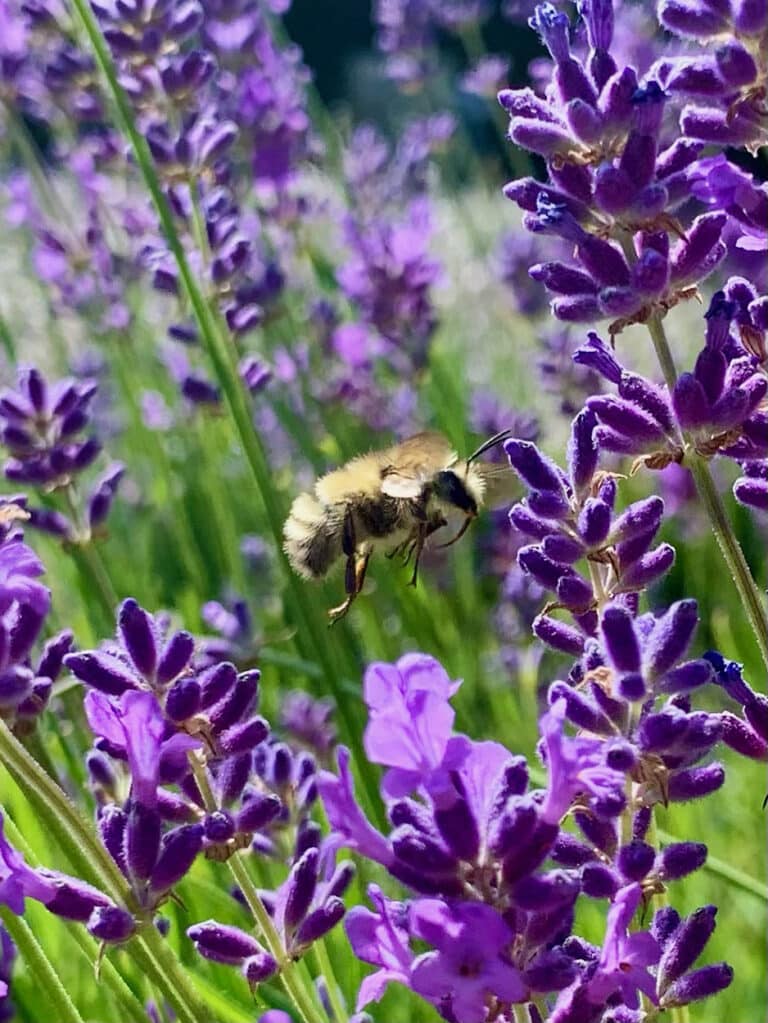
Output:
top-left (337, 200), bottom-right (441, 372)
top-left (0, 369), bottom-right (123, 539)
top-left (0, 513), bottom-right (71, 730)
top-left (499, 3), bottom-right (728, 333)
top-left (657, 0), bottom-right (768, 150)
top-left (0, 811), bottom-right (134, 942)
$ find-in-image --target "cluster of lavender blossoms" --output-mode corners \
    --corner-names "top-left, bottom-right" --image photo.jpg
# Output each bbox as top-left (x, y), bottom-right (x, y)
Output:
top-left (0, 519), bottom-right (353, 996)
top-left (0, 368), bottom-right (123, 541)
top-left (317, 640), bottom-right (758, 1021)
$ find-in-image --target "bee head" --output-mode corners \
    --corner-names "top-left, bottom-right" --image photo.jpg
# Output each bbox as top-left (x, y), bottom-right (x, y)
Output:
top-left (432, 470), bottom-right (479, 516)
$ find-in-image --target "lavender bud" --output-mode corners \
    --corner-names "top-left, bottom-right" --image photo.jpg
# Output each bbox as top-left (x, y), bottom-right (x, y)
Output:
top-left (294, 898), bottom-right (346, 949)
top-left (65, 652), bottom-right (137, 696)
top-left (542, 535), bottom-right (583, 564)
top-left (150, 824), bottom-right (204, 895)
top-left (99, 805), bottom-right (128, 874)
top-left (601, 605), bottom-right (641, 673)
top-left (236, 793), bottom-right (282, 833)
top-left (218, 716), bottom-right (269, 756)
top-left (87, 905), bottom-right (136, 943)
top-left (502, 820), bottom-right (559, 883)
top-left (644, 600), bottom-right (698, 679)
top-left (617, 841), bottom-right (655, 881)
top-left (658, 842), bottom-right (707, 881)
top-left (513, 870), bottom-right (580, 911)
top-left (203, 811), bottom-right (235, 844)
top-left (533, 614), bottom-right (586, 655)
top-left (124, 802), bottom-right (161, 882)
top-left (41, 872), bottom-right (111, 921)
top-left (208, 670), bottom-right (259, 733)
top-left (667, 763), bottom-right (725, 802)
top-left (620, 544), bottom-right (676, 590)
top-left (660, 660), bottom-right (713, 693)
top-left (87, 750), bottom-right (117, 792)
top-left (156, 631), bottom-right (195, 685)
top-left (662, 964), bottom-right (734, 1006)
top-left (217, 753), bottom-right (252, 806)
top-left (549, 682), bottom-right (614, 734)
top-left (658, 905), bottom-right (717, 991)
top-left (243, 952), bottom-right (279, 987)
top-left (718, 713), bottom-right (768, 759)
top-left (283, 848), bottom-right (319, 933)
top-left (431, 794), bottom-right (479, 863)
top-left (187, 921), bottom-right (262, 964)
top-left (652, 905), bottom-right (681, 946)
top-left (165, 677), bottom-right (201, 721)
top-left (618, 672), bottom-right (646, 701)
top-left (505, 440), bottom-right (565, 493)
top-left (582, 862), bottom-right (620, 898)
top-left (199, 662), bottom-right (238, 708)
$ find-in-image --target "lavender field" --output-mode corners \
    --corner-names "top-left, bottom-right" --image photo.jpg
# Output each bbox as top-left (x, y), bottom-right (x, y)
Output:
top-left (0, 1), bottom-right (766, 1021)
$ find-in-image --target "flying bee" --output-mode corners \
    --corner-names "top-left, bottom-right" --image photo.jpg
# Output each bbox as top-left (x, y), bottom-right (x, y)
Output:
top-left (283, 430), bottom-right (516, 622)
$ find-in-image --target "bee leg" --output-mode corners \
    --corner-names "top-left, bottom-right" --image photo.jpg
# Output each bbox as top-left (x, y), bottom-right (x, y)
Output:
top-left (328, 510), bottom-right (358, 624)
top-left (407, 524), bottom-right (427, 587)
top-left (436, 513), bottom-right (476, 549)
top-left (355, 550), bottom-right (371, 592)
top-left (328, 551), bottom-right (370, 624)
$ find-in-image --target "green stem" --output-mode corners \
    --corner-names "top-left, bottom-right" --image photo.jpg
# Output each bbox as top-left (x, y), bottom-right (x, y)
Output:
top-left (186, 752), bottom-right (320, 1023)
top-left (645, 313), bottom-right (681, 394)
top-left (0, 307), bottom-right (16, 362)
top-left (312, 940), bottom-right (349, 1023)
top-left (67, 541), bottom-right (119, 627)
top-left (1, 817), bottom-right (148, 1023)
top-left (59, 483), bottom-right (120, 626)
top-left (0, 909), bottom-right (85, 1023)
top-left (70, 0), bottom-right (384, 825)
top-left (227, 854), bottom-right (319, 1023)
top-left (0, 722), bottom-right (211, 1023)
top-left (645, 314), bottom-right (768, 672)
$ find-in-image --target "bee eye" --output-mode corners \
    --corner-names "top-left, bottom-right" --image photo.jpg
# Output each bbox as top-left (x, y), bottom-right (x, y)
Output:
top-left (433, 471), bottom-right (477, 514)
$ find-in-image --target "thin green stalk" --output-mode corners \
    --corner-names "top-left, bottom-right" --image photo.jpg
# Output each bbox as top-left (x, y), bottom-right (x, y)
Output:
top-left (67, 541), bottom-right (119, 627)
top-left (0, 307), bottom-right (16, 362)
top-left (227, 854), bottom-right (320, 1023)
top-left (313, 940), bottom-right (349, 1023)
top-left (187, 752), bottom-right (321, 1023)
top-left (2, 817), bottom-right (149, 1023)
top-left (0, 909), bottom-right (85, 1023)
top-left (106, 332), bottom-right (210, 596)
top-left (0, 722), bottom-right (212, 1023)
top-left (645, 314), bottom-right (768, 671)
top-left (60, 483), bottom-right (120, 625)
top-left (70, 0), bottom-right (384, 824)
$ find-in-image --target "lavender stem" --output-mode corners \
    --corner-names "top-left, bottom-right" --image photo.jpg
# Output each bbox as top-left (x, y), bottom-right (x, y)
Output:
top-left (646, 314), bottom-right (768, 671)
top-left (186, 750), bottom-right (321, 1023)
top-left (0, 909), bottom-right (84, 1023)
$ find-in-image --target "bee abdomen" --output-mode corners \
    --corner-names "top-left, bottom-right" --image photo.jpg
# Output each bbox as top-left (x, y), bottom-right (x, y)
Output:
top-left (283, 493), bottom-right (342, 579)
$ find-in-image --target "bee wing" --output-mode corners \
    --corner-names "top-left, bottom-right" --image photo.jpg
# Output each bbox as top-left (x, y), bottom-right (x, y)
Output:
top-left (475, 462), bottom-right (520, 507)
top-left (380, 432), bottom-right (457, 499)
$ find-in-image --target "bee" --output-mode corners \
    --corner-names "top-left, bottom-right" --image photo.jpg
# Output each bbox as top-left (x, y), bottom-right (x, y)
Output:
top-left (283, 430), bottom-right (516, 622)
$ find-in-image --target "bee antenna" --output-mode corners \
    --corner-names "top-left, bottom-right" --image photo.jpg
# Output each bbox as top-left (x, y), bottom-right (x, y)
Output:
top-left (466, 429), bottom-right (515, 465)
